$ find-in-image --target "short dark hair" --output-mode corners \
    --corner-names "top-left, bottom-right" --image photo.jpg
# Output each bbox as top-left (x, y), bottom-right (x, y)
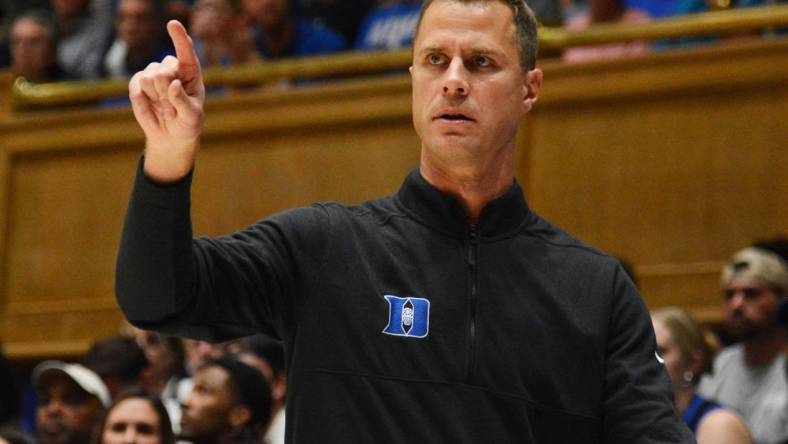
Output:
top-left (244, 335), bottom-right (285, 376)
top-left (413, 0), bottom-right (538, 70)
top-left (83, 336), bottom-right (148, 385)
top-left (203, 358), bottom-right (272, 429)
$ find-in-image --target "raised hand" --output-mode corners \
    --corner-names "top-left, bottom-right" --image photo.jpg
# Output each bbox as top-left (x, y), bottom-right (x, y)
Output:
top-left (129, 20), bottom-right (205, 184)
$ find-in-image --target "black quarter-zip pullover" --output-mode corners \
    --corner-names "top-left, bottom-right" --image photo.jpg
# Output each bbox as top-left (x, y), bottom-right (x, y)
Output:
top-left (117, 161), bottom-right (694, 443)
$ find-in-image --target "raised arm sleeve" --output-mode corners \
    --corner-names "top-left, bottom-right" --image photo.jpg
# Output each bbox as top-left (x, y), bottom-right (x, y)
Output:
top-left (603, 266), bottom-right (697, 443)
top-left (115, 157), bottom-right (330, 342)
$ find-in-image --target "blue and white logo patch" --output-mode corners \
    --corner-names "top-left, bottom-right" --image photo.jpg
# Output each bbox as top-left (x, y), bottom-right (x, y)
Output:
top-left (382, 295), bottom-right (430, 338)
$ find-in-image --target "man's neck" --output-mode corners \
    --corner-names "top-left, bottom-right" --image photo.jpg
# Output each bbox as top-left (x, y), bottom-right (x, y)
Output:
top-left (744, 331), bottom-right (784, 368)
top-left (419, 149), bottom-right (514, 223)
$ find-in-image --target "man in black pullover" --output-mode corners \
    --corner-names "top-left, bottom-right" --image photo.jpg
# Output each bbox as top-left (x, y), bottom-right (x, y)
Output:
top-left (117, 0), bottom-right (695, 442)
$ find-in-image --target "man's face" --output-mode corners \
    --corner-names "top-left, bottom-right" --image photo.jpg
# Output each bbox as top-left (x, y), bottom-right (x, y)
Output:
top-left (184, 339), bottom-right (227, 375)
top-left (180, 366), bottom-right (235, 440)
top-left (51, 0), bottom-right (89, 20)
top-left (411, 0), bottom-right (540, 167)
top-left (190, 0), bottom-right (234, 40)
top-left (241, 0), bottom-right (288, 29)
top-left (36, 374), bottom-right (104, 444)
top-left (117, 0), bottom-right (159, 50)
top-left (724, 276), bottom-right (782, 340)
top-left (135, 331), bottom-right (177, 382)
top-left (10, 18), bottom-right (55, 81)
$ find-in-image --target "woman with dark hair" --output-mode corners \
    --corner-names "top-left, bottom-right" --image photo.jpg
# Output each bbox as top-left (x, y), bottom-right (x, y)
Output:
top-left (97, 389), bottom-right (174, 444)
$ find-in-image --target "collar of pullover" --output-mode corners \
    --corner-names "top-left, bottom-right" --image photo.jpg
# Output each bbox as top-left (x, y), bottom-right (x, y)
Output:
top-left (395, 168), bottom-right (532, 239)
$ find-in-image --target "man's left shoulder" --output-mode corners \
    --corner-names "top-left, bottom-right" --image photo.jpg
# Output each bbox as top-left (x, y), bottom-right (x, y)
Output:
top-left (520, 212), bottom-right (623, 272)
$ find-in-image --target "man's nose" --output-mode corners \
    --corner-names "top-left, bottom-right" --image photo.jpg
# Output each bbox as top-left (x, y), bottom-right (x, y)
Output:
top-left (43, 400), bottom-right (65, 416)
top-left (727, 292), bottom-right (744, 311)
top-left (442, 57), bottom-right (470, 98)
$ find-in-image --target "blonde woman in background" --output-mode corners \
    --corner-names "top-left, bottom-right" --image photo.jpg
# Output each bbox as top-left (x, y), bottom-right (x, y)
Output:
top-left (652, 307), bottom-right (752, 444)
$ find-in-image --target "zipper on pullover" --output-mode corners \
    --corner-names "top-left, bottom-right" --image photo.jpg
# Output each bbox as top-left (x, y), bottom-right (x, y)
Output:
top-left (466, 224), bottom-right (479, 382)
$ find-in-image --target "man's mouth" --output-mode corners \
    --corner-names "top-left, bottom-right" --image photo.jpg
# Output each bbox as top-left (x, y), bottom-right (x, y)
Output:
top-left (39, 423), bottom-right (65, 436)
top-left (435, 113), bottom-right (474, 122)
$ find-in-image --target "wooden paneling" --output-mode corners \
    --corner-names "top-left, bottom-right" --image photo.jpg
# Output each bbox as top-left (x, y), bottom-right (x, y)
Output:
top-left (1, 40), bottom-right (786, 359)
top-left (522, 39), bottom-right (788, 315)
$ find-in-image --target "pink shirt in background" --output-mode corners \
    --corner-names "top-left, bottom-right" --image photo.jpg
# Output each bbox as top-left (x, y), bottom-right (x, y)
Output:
top-left (562, 9), bottom-right (652, 63)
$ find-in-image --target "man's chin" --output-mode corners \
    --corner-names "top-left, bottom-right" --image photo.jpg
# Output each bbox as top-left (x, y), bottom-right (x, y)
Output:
top-left (725, 321), bottom-right (754, 341)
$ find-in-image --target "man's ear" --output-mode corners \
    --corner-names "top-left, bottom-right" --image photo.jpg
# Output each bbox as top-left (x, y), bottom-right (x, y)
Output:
top-left (228, 405), bottom-right (252, 428)
top-left (409, 66), bottom-right (414, 76)
top-left (522, 68), bottom-right (543, 113)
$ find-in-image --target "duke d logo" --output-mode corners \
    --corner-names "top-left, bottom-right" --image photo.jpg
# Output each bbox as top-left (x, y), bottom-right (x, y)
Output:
top-left (382, 295), bottom-right (430, 338)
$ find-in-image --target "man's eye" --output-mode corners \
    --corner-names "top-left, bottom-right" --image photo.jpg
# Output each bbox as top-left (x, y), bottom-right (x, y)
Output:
top-left (474, 56), bottom-right (491, 67)
top-left (427, 54), bottom-right (443, 65)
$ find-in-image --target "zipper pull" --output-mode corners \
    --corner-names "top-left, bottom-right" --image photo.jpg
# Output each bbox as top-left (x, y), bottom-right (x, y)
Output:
top-left (468, 224), bottom-right (478, 267)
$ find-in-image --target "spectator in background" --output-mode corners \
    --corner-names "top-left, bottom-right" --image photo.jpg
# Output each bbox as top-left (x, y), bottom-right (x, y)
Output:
top-left (354, 0), bottom-right (420, 51)
top-left (132, 330), bottom-right (191, 435)
top-left (9, 10), bottom-right (68, 82)
top-left (241, 0), bottom-right (345, 59)
top-left (180, 359), bottom-right (271, 444)
top-left (51, 0), bottom-right (113, 79)
top-left (298, 0), bottom-right (373, 44)
top-left (32, 361), bottom-right (110, 444)
top-left (184, 339), bottom-right (228, 375)
top-left (562, 0), bottom-right (650, 63)
top-left (754, 237), bottom-right (788, 264)
top-left (82, 336), bottom-right (150, 401)
top-left (96, 389), bottom-right (174, 444)
top-left (652, 307), bottom-right (752, 444)
top-left (229, 337), bottom-right (285, 444)
top-left (0, 351), bottom-right (34, 444)
top-left (166, 0), bottom-right (195, 27)
top-left (0, 1), bottom-right (10, 69)
top-left (103, 0), bottom-right (174, 78)
top-left (698, 247), bottom-right (788, 444)
top-left (189, 0), bottom-right (259, 68)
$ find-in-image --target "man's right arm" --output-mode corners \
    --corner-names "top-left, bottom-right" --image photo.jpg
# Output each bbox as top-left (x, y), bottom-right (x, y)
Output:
top-left (115, 158), bottom-right (330, 343)
top-left (116, 21), bottom-right (329, 342)
top-left (129, 20), bottom-right (205, 185)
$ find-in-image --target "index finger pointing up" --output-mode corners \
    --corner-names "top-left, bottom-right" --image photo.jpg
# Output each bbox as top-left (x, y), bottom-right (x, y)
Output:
top-left (167, 20), bottom-right (200, 73)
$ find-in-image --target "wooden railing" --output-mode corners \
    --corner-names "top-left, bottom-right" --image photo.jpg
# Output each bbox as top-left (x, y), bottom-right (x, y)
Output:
top-left (5, 4), bottom-right (788, 110)
top-left (1, 7), bottom-right (787, 360)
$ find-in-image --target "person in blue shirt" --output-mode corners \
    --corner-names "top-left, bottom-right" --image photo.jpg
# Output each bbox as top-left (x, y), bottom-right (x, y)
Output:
top-left (355, 0), bottom-right (421, 51)
top-left (241, 0), bottom-right (345, 59)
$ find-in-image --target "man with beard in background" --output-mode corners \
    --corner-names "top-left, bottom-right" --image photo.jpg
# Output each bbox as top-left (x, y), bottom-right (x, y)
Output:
top-left (699, 247), bottom-right (788, 444)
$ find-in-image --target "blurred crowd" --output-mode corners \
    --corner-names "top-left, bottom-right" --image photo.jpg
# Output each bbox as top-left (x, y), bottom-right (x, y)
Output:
top-left (0, 237), bottom-right (785, 444)
top-left (1, 329), bottom-right (288, 444)
top-left (0, 0), bottom-right (784, 84)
